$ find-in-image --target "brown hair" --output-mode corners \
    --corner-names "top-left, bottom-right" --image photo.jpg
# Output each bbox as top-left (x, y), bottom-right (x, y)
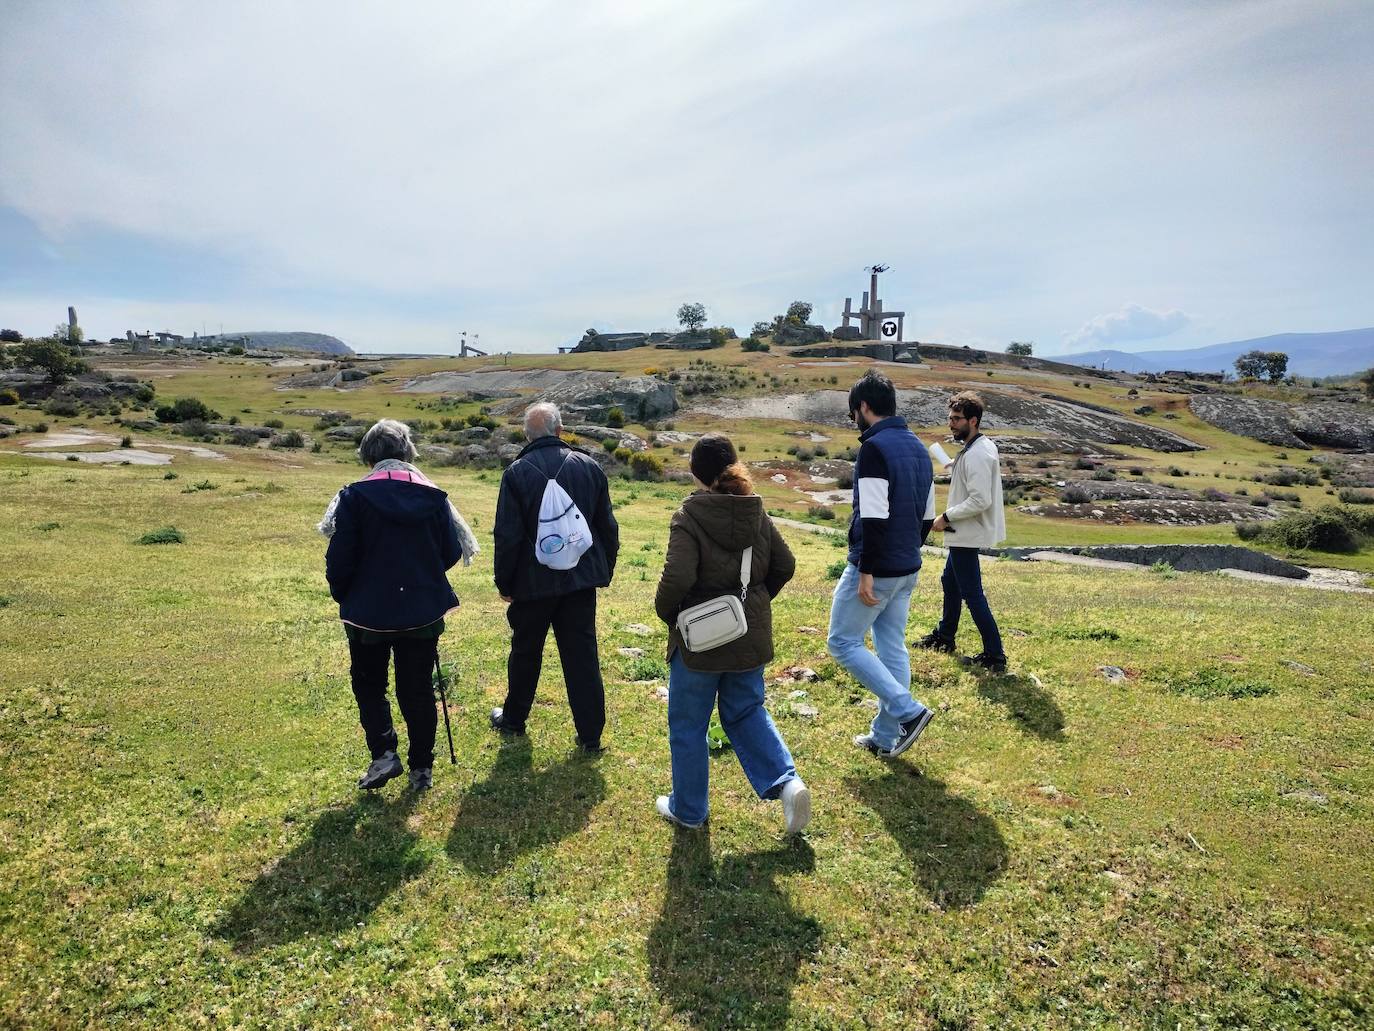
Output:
top-left (690, 433), bottom-right (755, 496)
top-left (948, 390), bottom-right (985, 424)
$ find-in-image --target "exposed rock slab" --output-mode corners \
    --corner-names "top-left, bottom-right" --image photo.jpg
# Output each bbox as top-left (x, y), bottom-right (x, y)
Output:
top-left (1018, 499), bottom-right (1274, 525)
top-left (401, 369), bottom-right (613, 395)
top-left (691, 388), bottom-right (1202, 452)
top-left (489, 376), bottom-right (677, 423)
top-left (1003, 543), bottom-right (1308, 577)
top-left (1189, 394), bottom-right (1374, 451)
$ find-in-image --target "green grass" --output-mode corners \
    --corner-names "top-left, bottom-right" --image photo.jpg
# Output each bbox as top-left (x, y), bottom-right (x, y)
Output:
top-left (1, 444), bottom-right (1372, 1028)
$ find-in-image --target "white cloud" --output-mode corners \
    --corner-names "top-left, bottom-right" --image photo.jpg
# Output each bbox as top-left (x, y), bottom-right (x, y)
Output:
top-left (1066, 304), bottom-right (1196, 350)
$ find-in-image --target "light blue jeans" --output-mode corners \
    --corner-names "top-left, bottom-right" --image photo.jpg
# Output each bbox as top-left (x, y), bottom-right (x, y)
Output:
top-left (666, 650), bottom-right (798, 826)
top-left (827, 562), bottom-right (927, 751)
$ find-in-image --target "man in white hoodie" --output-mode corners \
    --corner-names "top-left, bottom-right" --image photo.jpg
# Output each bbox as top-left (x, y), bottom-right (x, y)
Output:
top-left (916, 391), bottom-right (1009, 673)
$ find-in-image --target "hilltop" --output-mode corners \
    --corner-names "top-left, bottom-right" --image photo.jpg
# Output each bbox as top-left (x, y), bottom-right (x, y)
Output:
top-left (203, 331), bottom-right (354, 356)
top-left (1059, 327), bottom-right (1374, 378)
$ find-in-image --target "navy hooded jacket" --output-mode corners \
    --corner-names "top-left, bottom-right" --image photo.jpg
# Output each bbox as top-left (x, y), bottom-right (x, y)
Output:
top-left (846, 415), bottom-right (936, 576)
top-left (325, 471), bottom-right (461, 631)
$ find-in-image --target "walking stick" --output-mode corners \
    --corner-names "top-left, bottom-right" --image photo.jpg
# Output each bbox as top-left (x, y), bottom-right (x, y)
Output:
top-left (433, 652), bottom-right (457, 765)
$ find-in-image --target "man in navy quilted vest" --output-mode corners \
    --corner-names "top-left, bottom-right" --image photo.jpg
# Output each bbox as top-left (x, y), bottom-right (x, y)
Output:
top-left (827, 370), bottom-right (938, 758)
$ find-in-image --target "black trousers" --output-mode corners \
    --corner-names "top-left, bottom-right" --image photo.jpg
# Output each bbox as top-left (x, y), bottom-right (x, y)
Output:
top-left (347, 632), bottom-right (439, 770)
top-left (502, 588), bottom-right (606, 745)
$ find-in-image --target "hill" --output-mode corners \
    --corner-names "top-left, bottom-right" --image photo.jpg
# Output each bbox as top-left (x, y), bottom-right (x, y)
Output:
top-left (1060, 328), bottom-right (1374, 378)
top-left (205, 331), bottom-right (354, 356)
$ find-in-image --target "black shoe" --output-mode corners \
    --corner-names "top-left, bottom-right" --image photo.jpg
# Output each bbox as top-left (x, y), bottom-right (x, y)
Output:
top-left (489, 707), bottom-right (526, 736)
top-left (574, 736), bottom-right (605, 756)
top-left (960, 652), bottom-right (1008, 674)
top-left (888, 707), bottom-right (935, 757)
top-left (358, 750), bottom-right (403, 790)
top-left (914, 631), bottom-right (954, 653)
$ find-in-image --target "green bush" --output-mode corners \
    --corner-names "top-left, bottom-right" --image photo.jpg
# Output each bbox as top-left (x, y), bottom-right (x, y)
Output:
top-left (606, 407), bottom-right (625, 429)
top-left (706, 327), bottom-right (730, 348)
top-left (135, 526), bottom-right (185, 545)
top-left (825, 559), bottom-right (847, 580)
top-left (273, 430), bottom-right (305, 449)
top-left (741, 336), bottom-right (770, 352)
top-left (44, 398), bottom-right (80, 417)
top-left (624, 655), bottom-right (670, 681)
top-left (629, 452), bottom-right (664, 481)
top-left (0, 389), bottom-right (19, 405)
top-left (1338, 488), bottom-right (1374, 505)
top-left (263, 418), bottom-right (285, 429)
top-left (1237, 504), bottom-right (1368, 553)
top-left (602, 437), bottom-right (619, 452)
top-left (807, 505), bottom-right (836, 521)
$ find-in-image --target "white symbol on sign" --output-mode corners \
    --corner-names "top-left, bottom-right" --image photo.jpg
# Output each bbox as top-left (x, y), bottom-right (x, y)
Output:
top-left (880, 319), bottom-right (898, 339)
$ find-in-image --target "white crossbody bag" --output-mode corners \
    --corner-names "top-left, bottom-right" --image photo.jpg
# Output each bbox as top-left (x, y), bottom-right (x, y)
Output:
top-left (675, 546), bottom-right (752, 652)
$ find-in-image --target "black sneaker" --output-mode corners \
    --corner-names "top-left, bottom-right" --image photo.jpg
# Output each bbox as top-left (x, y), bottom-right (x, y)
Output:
top-left (358, 750), bottom-right (403, 790)
top-left (489, 707), bottom-right (526, 736)
top-left (960, 652), bottom-right (1008, 674)
top-left (407, 767), bottom-right (433, 792)
top-left (914, 631), bottom-right (955, 653)
top-left (887, 707), bottom-right (935, 757)
top-left (574, 736), bottom-right (605, 756)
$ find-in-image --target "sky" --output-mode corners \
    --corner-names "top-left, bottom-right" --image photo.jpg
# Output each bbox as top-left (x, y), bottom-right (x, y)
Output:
top-left (1, 0), bottom-right (1371, 356)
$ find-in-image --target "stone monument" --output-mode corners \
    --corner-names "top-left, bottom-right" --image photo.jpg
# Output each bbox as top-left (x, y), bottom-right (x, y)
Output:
top-left (835, 264), bottom-right (906, 343)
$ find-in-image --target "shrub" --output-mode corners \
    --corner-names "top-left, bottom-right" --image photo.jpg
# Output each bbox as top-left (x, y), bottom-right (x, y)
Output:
top-left (836, 470), bottom-right (854, 489)
top-left (807, 505), bottom-right (836, 521)
top-left (1200, 487), bottom-right (1228, 502)
top-left (606, 407), bottom-right (625, 429)
top-left (32, 422), bottom-right (48, 433)
top-left (826, 559), bottom-right (847, 580)
top-left (624, 654), bottom-right (670, 681)
top-left (163, 471), bottom-right (179, 480)
top-left (1238, 504), bottom-right (1367, 553)
top-left (706, 327), bottom-right (731, 348)
top-left (263, 418), bottom-right (285, 429)
top-left (1134, 405), bottom-right (1155, 416)
top-left (1090, 469), bottom-right (1116, 481)
top-left (629, 452), bottom-right (664, 480)
top-left (1337, 488), bottom-right (1374, 505)
top-left (741, 336), bottom-right (770, 352)
top-left (1250, 497), bottom-right (1270, 507)
top-left (1073, 456), bottom-right (1096, 470)
top-left (1060, 485), bottom-right (1091, 504)
top-left (0, 389), bottom-right (19, 405)
top-left (135, 526), bottom-right (185, 545)
top-left (602, 437), bottom-right (619, 452)
top-left (164, 397), bottom-right (219, 423)
top-left (273, 430), bottom-right (305, 449)
top-left (1129, 467), bottom-right (1144, 476)
top-left (1168, 466), bottom-right (1186, 477)
top-left (65, 454), bottom-right (78, 461)
top-left (813, 444), bottom-right (828, 457)
top-left (1035, 459), bottom-right (1051, 469)
top-left (120, 435), bottom-right (132, 448)
top-left (613, 447), bottom-right (633, 463)
top-left (465, 413), bottom-right (499, 430)
top-left (45, 397), bottom-right (83, 417)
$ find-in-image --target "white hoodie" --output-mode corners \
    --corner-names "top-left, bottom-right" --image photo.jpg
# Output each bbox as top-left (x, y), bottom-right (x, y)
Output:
top-left (942, 435), bottom-right (1006, 549)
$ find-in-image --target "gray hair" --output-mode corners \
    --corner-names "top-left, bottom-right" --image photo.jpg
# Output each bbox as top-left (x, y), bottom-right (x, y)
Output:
top-left (523, 402), bottom-right (562, 440)
top-left (358, 419), bottom-right (417, 465)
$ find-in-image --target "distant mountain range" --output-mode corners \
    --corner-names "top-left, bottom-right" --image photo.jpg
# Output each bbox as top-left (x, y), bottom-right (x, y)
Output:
top-left (1058, 328), bottom-right (1372, 378)
top-left (204, 331), bottom-right (354, 356)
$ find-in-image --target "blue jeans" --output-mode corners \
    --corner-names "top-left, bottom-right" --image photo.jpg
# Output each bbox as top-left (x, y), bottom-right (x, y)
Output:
top-left (827, 562), bottom-right (926, 751)
top-left (666, 651), bottom-right (798, 826)
top-left (936, 547), bottom-right (1005, 660)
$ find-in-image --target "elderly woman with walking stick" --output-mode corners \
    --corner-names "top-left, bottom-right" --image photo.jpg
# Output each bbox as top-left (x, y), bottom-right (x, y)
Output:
top-left (319, 419), bottom-right (479, 792)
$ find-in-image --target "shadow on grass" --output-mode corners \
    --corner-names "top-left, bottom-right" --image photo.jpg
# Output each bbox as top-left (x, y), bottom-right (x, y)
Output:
top-left (445, 737), bottom-right (605, 875)
top-left (847, 768), bottom-right (1007, 908)
top-left (214, 792), bottom-right (425, 950)
top-left (648, 829), bottom-right (820, 1029)
top-left (975, 670), bottom-right (1065, 740)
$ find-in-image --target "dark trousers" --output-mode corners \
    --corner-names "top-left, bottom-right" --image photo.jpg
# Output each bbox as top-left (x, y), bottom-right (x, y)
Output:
top-left (935, 547), bottom-right (1006, 660)
top-left (347, 633), bottom-right (438, 770)
top-left (502, 588), bottom-right (606, 746)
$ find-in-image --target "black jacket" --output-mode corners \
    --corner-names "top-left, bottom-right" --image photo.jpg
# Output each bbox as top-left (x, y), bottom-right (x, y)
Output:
top-left (325, 474), bottom-right (461, 631)
top-left (654, 491), bottom-right (795, 672)
top-left (493, 436), bottom-right (619, 601)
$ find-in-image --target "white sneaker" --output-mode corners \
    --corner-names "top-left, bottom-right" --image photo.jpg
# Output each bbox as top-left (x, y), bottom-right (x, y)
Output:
top-left (780, 778), bottom-right (811, 834)
top-left (655, 795), bottom-right (704, 829)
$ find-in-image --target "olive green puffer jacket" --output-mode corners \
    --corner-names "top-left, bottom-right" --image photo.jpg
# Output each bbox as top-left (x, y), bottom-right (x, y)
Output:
top-left (653, 490), bottom-right (795, 672)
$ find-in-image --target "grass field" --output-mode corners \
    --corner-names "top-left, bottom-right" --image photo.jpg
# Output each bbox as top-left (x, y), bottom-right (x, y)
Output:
top-left (2, 419), bottom-right (1372, 1027)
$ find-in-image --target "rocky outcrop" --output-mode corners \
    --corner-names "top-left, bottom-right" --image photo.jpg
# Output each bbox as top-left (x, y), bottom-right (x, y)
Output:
top-left (787, 343), bottom-right (921, 363)
top-left (1016, 499), bottom-right (1275, 526)
top-left (992, 436), bottom-right (1126, 457)
top-left (568, 425), bottom-right (649, 452)
top-left (490, 375), bottom-right (677, 423)
top-left (1066, 481), bottom-right (1194, 502)
top-left (401, 369), bottom-right (614, 395)
top-left (691, 388), bottom-right (1202, 452)
top-left (1188, 394), bottom-right (1374, 451)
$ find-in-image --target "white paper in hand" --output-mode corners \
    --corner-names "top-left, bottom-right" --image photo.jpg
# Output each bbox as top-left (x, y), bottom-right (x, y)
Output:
top-left (930, 442), bottom-right (953, 469)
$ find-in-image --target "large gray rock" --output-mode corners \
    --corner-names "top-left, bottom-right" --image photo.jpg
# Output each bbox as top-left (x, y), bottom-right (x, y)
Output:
top-left (569, 424), bottom-right (649, 451)
top-left (1000, 543), bottom-right (1308, 578)
top-left (692, 388), bottom-right (1202, 452)
top-left (1189, 394), bottom-right (1374, 451)
top-left (495, 376), bottom-right (677, 423)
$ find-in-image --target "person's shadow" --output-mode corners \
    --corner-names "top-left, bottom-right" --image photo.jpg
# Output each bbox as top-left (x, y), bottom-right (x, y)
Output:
top-left (214, 792), bottom-right (425, 950)
top-left (974, 671), bottom-right (1066, 741)
top-left (647, 829), bottom-right (821, 1029)
top-left (847, 768), bottom-right (1007, 909)
top-left (445, 738), bottom-right (605, 875)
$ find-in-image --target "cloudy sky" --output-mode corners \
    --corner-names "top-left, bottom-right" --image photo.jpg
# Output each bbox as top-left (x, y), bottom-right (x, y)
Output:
top-left (2, 0), bottom-right (1370, 355)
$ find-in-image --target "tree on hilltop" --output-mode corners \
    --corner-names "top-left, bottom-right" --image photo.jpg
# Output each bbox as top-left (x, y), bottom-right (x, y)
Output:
top-left (1235, 350), bottom-right (1288, 383)
top-left (1007, 341), bottom-right (1034, 356)
top-left (677, 303), bottom-right (707, 334)
top-left (0, 329), bottom-right (22, 344)
top-left (786, 301), bottom-right (813, 325)
top-left (15, 337), bottom-right (88, 384)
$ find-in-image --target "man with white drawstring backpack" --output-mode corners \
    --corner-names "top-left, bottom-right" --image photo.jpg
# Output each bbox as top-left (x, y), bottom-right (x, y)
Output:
top-left (492, 402), bottom-right (620, 753)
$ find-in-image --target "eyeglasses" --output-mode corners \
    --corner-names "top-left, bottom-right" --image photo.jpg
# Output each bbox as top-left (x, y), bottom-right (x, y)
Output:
top-left (948, 413), bottom-right (968, 422)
